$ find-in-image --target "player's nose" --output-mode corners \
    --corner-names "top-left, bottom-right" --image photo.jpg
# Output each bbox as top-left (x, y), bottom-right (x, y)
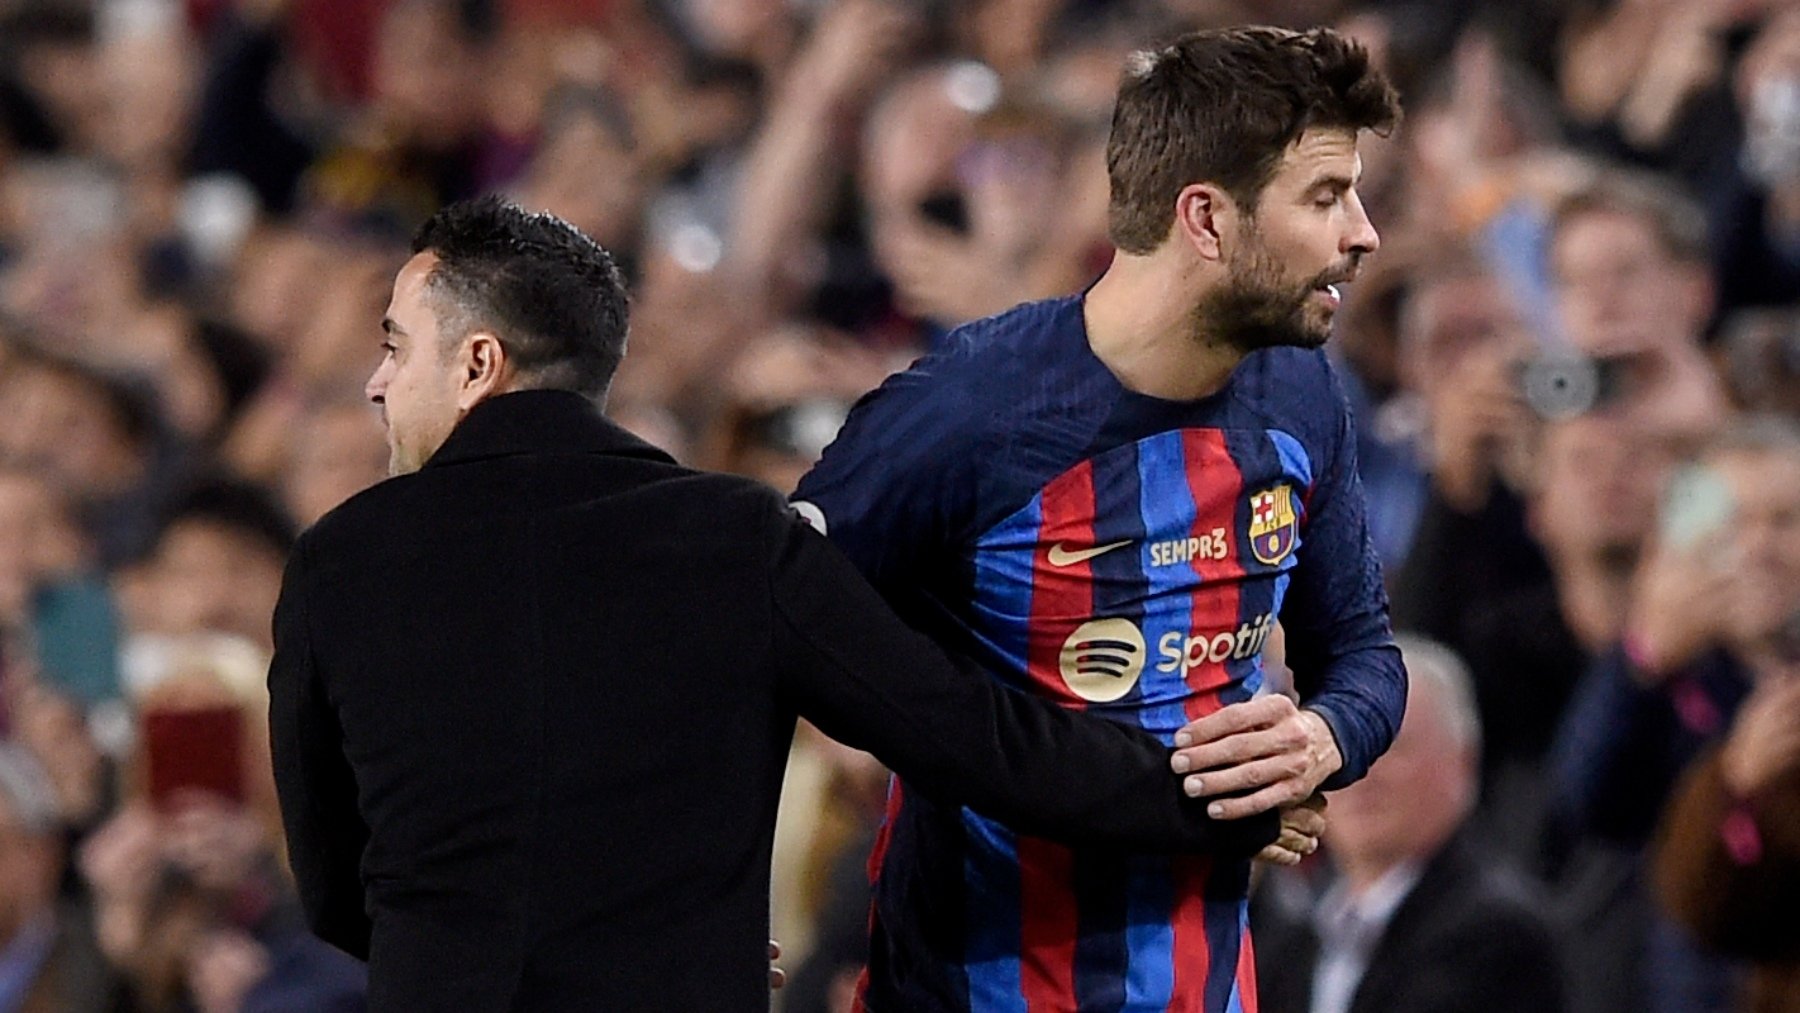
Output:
top-left (1343, 191), bottom-right (1379, 257)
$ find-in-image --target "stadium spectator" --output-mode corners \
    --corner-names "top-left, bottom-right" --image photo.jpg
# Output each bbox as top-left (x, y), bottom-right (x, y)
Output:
top-left (1655, 667), bottom-right (1800, 1013)
top-left (1253, 635), bottom-right (1567, 1013)
top-left (0, 743), bottom-right (118, 1011)
top-left (0, 349), bottom-right (177, 567)
top-left (1549, 416), bottom-right (1800, 1012)
top-left (0, 465), bottom-right (120, 706)
top-left (80, 656), bottom-right (365, 1012)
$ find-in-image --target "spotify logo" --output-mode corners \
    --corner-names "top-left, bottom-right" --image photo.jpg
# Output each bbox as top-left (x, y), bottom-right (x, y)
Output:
top-left (1058, 618), bottom-right (1146, 703)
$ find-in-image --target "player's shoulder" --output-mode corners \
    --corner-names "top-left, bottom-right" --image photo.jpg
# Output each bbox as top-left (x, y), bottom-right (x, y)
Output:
top-left (827, 295), bottom-right (1091, 449)
top-left (898, 294), bottom-right (1089, 395)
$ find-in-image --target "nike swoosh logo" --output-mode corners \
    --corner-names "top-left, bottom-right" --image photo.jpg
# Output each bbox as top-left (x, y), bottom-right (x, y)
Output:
top-left (1047, 540), bottom-right (1133, 567)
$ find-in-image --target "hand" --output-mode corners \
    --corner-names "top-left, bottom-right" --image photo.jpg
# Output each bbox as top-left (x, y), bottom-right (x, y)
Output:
top-left (1257, 793), bottom-right (1327, 867)
top-left (1624, 538), bottom-right (1735, 682)
top-left (769, 939), bottom-right (786, 990)
top-left (1720, 675), bottom-right (1800, 798)
top-left (186, 929), bottom-right (272, 1013)
top-left (1427, 349), bottom-right (1530, 513)
top-left (8, 682), bottom-right (105, 825)
top-left (875, 216), bottom-right (1021, 325)
top-left (78, 805), bottom-right (161, 907)
top-left (1170, 696), bottom-right (1343, 820)
top-left (790, 0), bottom-right (918, 108)
top-left (78, 805), bottom-right (162, 964)
top-left (161, 795), bottom-right (268, 894)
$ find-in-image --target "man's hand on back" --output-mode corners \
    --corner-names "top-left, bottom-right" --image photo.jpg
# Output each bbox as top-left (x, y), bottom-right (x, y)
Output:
top-left (1257, 793), bottom-right (1327, 867)
top-left (1169, 695), bottom-right (1343, 820)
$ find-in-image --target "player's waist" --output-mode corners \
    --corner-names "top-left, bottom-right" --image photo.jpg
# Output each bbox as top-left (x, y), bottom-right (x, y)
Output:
top-left (875, 813), bottom-right (1253, 908)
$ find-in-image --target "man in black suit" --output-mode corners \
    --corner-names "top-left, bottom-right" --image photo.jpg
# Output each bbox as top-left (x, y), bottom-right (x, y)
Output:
top-left (1252, 636), bottom-right (1568, 1013)
top-left (267, 198), bottom-right (1294, 1012)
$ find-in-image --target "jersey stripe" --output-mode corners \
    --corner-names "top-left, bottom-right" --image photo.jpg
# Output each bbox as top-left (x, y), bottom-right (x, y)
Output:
top-left (1122, 432), bottom-right (1198, 1011)
top-left (1170, 430), bottom-right (1248, 1010)
top-left (1166, 856), bottom-right (1213, 1011)
top-left (855, 781), bottom-right (907, 1013)
top-left (965, 492), bottom-right (1043, 1007)
top-left (965, 820), bottom-right (1026, 1010)
top-left (1018, 838), bottom-right (1079, 1010)
top-left (1202, 869), bottom-right (1252, 1009)
top-left (1019, 461), bottom-right (1098, 1009)
top-left (1072, 446), bottom-right (1152, 1009)
top-left (1233, 907), bottom-right (1258, 1013)
top-left (1025, 462), bottom-right (1097, 707)
top-left (1177, 429), bottom-right (1246, 719)
top-left (1134, 431), bottom-right (1204, 741)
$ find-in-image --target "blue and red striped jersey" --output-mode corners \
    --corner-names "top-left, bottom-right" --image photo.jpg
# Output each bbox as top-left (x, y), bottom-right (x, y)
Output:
top-left (794, 294), bottom-right (1405, 1013)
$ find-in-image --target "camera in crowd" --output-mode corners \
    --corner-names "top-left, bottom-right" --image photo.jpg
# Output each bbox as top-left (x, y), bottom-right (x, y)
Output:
top-left (1515, 350), bottom-right (1650, 420)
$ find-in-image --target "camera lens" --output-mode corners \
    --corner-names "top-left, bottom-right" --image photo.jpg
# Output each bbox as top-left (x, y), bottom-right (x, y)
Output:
top-left (1521, 355), bottom-right (1600, 419)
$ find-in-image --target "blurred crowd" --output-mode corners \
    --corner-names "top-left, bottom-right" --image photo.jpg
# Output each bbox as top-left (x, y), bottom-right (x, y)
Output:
top-left (0, 0), bottom-right (1796, 1009)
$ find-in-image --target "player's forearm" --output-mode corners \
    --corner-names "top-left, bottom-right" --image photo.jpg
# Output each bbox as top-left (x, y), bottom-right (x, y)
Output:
top-left (1299, 641), bottom-right (1405, 789)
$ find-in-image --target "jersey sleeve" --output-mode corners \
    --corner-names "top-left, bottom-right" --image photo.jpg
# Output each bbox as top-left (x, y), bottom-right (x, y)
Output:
top-left (1280, 358), bottom-right (1407, 789)
top-left (791, 343), bottom-right (989, 590)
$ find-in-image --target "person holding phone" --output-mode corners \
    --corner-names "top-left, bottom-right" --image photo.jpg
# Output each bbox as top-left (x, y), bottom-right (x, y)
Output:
top-left (1550, 415), bottom-right (1800, 1013)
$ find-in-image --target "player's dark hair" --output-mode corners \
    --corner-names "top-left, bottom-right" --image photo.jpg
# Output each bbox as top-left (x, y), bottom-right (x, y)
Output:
top-left (411, 197), bottom-right (629, 403)
top-left (1106, 25), bottom-right (1400, 254)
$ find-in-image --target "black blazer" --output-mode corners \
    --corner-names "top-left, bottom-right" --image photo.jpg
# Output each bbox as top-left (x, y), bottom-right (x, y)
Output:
top-left (269, 390), bottom-right (1278, 1012)
top-left (1254, 833), bottom-right (1568, 1013)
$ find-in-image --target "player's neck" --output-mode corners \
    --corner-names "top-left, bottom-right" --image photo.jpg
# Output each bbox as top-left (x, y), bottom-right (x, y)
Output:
top-left (1083, 255), bottom-right (1242, 401)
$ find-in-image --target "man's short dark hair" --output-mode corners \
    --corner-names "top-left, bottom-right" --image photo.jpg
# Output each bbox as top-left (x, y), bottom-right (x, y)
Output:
top-left (410, 197), bottom-right (629, 402)
top-left (156, 477), bottom-right (297, 562)
top-left (9, 345), bottom-right (158, 451)
top-left (1106, 25), bottom-right (1400, 254)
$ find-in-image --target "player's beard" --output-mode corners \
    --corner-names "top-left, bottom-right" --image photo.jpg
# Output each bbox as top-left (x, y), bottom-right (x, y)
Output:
top-left (1193, 223), bottom-right (1347, 354)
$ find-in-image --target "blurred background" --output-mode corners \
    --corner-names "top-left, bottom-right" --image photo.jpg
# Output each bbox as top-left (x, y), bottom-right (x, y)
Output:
top-left (0, 0), bottom-right (1797, 1009)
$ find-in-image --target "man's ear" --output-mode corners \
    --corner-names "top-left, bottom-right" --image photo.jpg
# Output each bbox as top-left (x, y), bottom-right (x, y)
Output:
top-left (1172, 182), bottom-right (1237, 264)
top-left (456, 331), bottom-right (510, 412)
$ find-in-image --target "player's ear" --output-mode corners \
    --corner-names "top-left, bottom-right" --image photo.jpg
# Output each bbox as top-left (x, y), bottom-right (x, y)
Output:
top-left (1173, 182), bottom-right (1233, 264)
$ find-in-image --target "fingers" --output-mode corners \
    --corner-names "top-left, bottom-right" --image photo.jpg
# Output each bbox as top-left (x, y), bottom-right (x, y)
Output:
top-left (1207, 780), bottom-right (1307, 821)
top-left (1272, 827), bottom-right (1320, 858)
top-left (1255, 792), bottom-right (1329, 865)
top-left (1179, 753), bottom-right (1306, 798)
top-left (1282, 803), bottom-right (1328, 840)
top-left (1173, 695), bottom-right (1294, 749)
top-left (1172, 720), bottom-right (1308, 777)
top-left (1256, 843), bottom-right (1304, 867)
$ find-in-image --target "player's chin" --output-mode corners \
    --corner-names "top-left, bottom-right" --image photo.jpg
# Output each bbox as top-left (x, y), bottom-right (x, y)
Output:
top-left (1283, 312), bottom-right (1333, 349)
top-left (1298, 301), bottom-right (1338, 345)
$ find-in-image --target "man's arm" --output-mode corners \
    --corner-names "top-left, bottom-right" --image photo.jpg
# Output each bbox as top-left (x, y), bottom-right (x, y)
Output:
top-left (1275, 371), bottom-right (1406, 788)
top-left (766, 506), bottom-right (1280, 855)
top-left (1170, 364), bottom-right (1406, 818)
top-left (267, 537), bottom-right (373, 959)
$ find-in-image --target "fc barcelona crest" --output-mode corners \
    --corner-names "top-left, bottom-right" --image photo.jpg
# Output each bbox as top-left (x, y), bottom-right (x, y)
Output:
top-left (1248, 485), bottom-right (1298, 566)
